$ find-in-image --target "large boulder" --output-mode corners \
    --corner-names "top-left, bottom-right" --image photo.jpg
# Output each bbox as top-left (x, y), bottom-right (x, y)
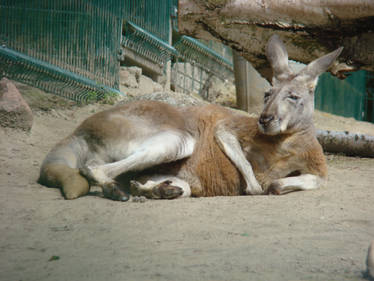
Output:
top-left (0, 78), bottom-right (33, 130)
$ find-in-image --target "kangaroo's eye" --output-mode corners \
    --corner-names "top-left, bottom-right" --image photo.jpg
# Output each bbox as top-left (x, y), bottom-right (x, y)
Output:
top-left (287, 94), bottom-right (300, 101)
top-left (264, 91), bottom-right (272, 102)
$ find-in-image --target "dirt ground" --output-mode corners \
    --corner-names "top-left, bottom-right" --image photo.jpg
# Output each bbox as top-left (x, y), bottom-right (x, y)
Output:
top-left (1, 86), bottom-right (374, 281)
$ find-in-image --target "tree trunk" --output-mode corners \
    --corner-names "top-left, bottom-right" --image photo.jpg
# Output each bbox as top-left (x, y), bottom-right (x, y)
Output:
top-left (178, 0), bottom-right (374, 81)
top-left (317, 130), bottom-right (374, 157)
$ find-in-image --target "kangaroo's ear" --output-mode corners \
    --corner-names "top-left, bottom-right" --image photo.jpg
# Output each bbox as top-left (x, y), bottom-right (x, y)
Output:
top-left (297, 47), bottom-right (344, 87)
top-left (266, 34), bottom-right (293, 84)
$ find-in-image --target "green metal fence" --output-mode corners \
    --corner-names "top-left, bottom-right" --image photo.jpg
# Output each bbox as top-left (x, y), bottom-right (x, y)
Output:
top-left (0, 0), bottom-right (123, 102)
top-left (366, 72), bottom-right (374, 123)
top-left (121, 21), bottom-right (177, 67)
top-left (315, 71), bottom-right (367, 121)
top-left (172, 35), bottom-right (234, 94)
top-left (0, 0), bottom-right (234, 102)
top-left (121, 0), bottom-right (234, 95)
top-left (122, 0), bottom-right (172, 43)
top-left (174, 36), bottom-right (233, 80)
top-left (121, 0), bottom-right (177, 70)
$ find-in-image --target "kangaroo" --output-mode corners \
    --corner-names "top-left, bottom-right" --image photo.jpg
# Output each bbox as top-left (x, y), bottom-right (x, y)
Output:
top-left (38, 35), bottom-right (342, 201)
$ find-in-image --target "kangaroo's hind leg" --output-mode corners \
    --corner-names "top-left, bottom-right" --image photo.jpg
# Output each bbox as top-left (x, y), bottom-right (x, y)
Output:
top-left (80, 130), bottom-right (195, 200)
top-left (81, 158), bottom-right (130, 202)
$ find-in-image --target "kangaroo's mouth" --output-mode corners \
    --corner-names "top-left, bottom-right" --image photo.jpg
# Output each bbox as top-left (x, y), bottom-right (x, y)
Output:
top-left (257, 119), bottom-right (281, 135)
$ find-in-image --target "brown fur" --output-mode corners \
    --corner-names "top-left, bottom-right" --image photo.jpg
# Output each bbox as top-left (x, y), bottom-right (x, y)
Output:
top-left (150, 104), bottom-right (327, 197)
top-left (39, 35), bottom-right (338, 200)
top-left (39, 101), bottom-right (327, 199)
top-left (180, 105), bottom-right (243, 197)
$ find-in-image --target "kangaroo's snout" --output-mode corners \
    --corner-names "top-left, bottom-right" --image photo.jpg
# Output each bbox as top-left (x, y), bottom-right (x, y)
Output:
top-left (259, 114), bottom-right (275, 126)
top-left (258, 113), bottom-right (280, 135)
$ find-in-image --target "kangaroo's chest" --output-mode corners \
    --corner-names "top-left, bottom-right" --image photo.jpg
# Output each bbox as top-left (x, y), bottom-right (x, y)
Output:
top-left (246, 138), bottom-right (304, 185)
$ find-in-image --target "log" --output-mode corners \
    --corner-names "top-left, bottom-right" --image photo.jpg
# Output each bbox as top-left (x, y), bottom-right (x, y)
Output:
top-left (178, 0), bottom-right (374, 81)
top-left (316, 130), bottom-right (374, 157)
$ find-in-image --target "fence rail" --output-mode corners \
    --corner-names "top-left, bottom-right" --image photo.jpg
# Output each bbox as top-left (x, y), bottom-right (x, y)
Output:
top-left (0, 0), bottom-right (123, 101)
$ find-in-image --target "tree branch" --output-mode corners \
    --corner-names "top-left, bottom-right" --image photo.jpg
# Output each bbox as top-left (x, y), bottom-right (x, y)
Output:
top-left (179, 0), bottom-right (374, 81)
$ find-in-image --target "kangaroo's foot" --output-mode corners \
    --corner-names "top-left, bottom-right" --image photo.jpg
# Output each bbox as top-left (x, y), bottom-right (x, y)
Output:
top-left (130, 180), bottom-right (183, 199)
top-left (102, 182), bottom-right (130, 202)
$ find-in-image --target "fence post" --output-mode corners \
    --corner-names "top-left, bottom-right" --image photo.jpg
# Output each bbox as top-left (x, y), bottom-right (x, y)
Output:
top-left (164, 17), bottom-right (172, 91)
top-left (233, 50), bottom-right (270, 114)
top-left (233, 50), bottom-right (249, 111)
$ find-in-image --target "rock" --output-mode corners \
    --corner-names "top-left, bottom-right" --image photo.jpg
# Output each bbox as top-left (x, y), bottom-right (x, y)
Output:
top-left (127, 66), bottom-right (142, 82)
top-left (138, 75), bottom-right (158, 95)
top-left (206, 77), bottom-right (236, 107)
top-left (0, 78), bottom-right (33, 130)
top-left (367, 241), bottom-right (374, 280)
top-left (119, 67), bottom-right (138, 88)
top-left (153, 82), bottom-right (163, 92)
top-left (119, 66), bottom-right (166, 96)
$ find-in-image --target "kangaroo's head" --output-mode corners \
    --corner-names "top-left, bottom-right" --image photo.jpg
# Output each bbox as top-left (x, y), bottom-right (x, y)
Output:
top-left (258, 35), bottom-right (343, 135)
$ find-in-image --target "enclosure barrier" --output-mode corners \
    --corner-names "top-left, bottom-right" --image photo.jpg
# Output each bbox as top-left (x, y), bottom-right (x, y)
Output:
top-left (122, 0), bottom-right (172, 43)
top-left (0, 0), bottom-right (235, 102)
top-left (0, 46), bottom-right (121, 102)
top-left (315, 71), bottom-right (367, 121)
top-left (121, 21), bottom-right (177, 67)
top-left (172, 35), bottom-right (234, 94)
top-left (174, 36), bottom-right (233, 80)
top-left (0, 0), bottom-right (123, 102)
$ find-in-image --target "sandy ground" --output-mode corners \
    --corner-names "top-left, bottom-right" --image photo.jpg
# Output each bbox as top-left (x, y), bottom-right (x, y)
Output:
top-left (1, 90), bottom-right (374, 281)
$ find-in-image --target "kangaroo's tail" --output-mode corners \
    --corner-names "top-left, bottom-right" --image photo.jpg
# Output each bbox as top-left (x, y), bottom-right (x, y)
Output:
top-left (38, 136), bottom-right (89, 199)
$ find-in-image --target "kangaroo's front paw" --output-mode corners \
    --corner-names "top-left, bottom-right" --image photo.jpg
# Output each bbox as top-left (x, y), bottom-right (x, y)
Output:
top-left (154, 181), bottom-right (183, 199)
top-left (130, 180), bottom-right (142, 196)
top-left (245, 181), bottom-right (264, 195)
top-left (267, 182), bottom-right (282, 195)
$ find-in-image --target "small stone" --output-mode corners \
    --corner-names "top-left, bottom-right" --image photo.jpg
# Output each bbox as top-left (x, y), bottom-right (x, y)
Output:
top-left (138, 196), bottom-right (146, 203)
top-left (132, 196), bottom-right (146, 203)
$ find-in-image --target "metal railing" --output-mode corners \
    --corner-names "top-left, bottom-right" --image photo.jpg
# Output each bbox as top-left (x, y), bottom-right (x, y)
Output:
top-left (0, 0), bottom-right (123, 101)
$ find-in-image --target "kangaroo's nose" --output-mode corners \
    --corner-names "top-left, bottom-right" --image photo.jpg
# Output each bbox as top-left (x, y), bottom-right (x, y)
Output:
top-left (259, 114), bottom-right (274, 125)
